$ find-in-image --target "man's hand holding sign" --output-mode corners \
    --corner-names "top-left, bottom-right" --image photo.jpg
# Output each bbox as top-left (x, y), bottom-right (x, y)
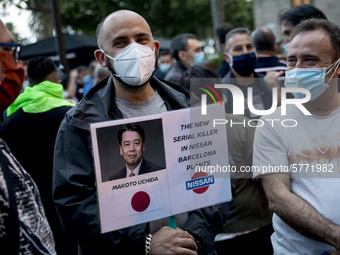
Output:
top-left (53, 9), bottom-right (231, 255)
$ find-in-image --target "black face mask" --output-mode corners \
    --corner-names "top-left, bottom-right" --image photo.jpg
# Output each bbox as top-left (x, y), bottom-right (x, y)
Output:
top-left (230, 52), bottom-right (257, 76)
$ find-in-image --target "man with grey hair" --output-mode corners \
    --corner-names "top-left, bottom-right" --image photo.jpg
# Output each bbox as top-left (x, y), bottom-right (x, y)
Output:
top-left (254, 18), bottom-right (340, 254)
top-left (53, 9), bottom-right (228, 255)
top-left (222, 27), bottom-right (274, 119)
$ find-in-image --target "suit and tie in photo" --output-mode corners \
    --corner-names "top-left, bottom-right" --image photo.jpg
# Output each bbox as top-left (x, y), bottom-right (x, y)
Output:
top-left (108, 123), bottom-right (165, 181)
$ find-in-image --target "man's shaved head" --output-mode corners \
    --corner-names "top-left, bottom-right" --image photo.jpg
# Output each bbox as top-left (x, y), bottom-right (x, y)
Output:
top-left (96, 10), bottom-right (152, 50)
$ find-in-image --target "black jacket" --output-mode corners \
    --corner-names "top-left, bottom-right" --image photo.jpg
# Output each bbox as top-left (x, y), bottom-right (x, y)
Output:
top-left (53, 75), bottom-right (229, 255)
top-left (222, 71), bottom-right (273, 119)
top-left (164, 61), bottom-right (188, 85)
top-left (109, 158), bottom-right (164, 181)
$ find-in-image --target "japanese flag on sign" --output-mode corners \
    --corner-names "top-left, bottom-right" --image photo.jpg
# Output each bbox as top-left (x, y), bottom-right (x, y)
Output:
top-left (91, 104), bottom-right (232, 233)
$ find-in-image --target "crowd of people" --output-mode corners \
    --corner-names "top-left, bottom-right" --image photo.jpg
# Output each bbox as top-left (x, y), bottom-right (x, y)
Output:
top-left (1, 3), bottom-right (340, 255)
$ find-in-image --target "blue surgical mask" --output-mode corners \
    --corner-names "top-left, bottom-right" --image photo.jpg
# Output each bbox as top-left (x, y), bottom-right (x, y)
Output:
top-left (158, 63), bottom-right (171, 73)
top-left (228, 52), bottom-right (257, 76)
top-left (285, 59), bottom-right (340, 101)
top-left (192, 52), bottom-right (205, 66)
top-left (284, 42), bottom-right (290, 53)
top-left (82, 74), bottom-right (91, 84)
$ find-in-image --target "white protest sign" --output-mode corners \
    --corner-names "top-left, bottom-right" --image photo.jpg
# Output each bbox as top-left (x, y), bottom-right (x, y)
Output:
top-left (163, 105), bottom-right (231, 215)
top-left (91, 104), bottom-right (231, 233)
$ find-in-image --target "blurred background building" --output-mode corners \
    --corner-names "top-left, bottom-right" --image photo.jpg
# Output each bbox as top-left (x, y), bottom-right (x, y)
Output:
top-left (253, 0), bottom-right (340, 42)
top-left (2, 0), bottom-right (340, 72)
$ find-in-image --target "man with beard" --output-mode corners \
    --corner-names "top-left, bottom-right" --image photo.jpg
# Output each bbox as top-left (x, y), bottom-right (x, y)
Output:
top-left (52, 10), bottom-right (228, 255)
top-left (254, 18), bottom-right (340, 255)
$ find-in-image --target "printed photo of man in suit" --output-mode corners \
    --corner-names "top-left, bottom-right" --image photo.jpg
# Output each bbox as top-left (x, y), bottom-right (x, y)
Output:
top-left (109, 123), bottom-right (164, 180)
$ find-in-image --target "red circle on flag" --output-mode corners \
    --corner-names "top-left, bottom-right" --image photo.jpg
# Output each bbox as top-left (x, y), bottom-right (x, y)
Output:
top-left (192, 172), bottom-right (209, 194)
top-left (131, 191), bottom-right (150, 212)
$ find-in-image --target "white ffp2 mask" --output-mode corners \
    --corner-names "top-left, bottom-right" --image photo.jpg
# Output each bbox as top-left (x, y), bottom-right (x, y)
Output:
top-left (101, 43), bottom-right (155, 86)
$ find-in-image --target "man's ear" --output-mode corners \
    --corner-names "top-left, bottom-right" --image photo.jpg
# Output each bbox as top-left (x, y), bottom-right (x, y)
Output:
top-left (154, 41), bottom-right (160, 64)
top-left (94, 49), bottom-right (107, 67)
top-left (178, 50), bottom-right (186, 61)
top-left (119, 145), bottom-right (123, 155)
top-left (224, 52), bottom-right (232, 64)
top-left (335, 61), bottom-right (340, 77)
top-left (154, 40), bottom-right (160, 54)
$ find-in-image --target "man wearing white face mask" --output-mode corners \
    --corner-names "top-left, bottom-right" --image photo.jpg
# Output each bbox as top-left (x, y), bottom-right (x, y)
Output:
top-left (52, 10), bottom-right (228, 255)
top-left (165, 33), bottom-right (204, 85)
top-left (253, 19), bottom-right (340, 255)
